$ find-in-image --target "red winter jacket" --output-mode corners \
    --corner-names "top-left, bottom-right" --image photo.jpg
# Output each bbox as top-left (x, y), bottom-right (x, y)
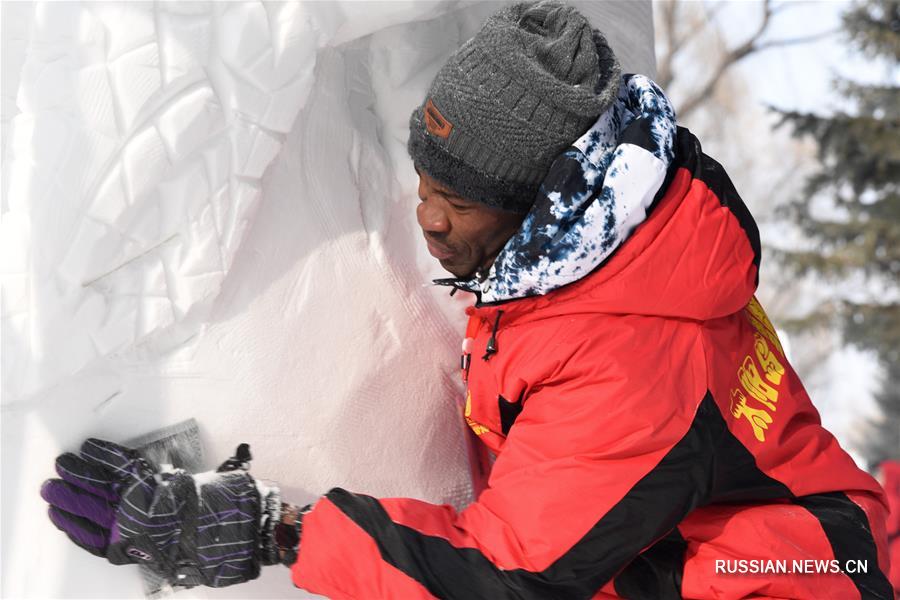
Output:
top-left (881, 460), bottom-right (900, 592)
top-left (291, 129), bottom-right (893, 599)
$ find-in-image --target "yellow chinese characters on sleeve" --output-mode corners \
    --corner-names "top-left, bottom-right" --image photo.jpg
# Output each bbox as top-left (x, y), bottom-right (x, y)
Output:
top-left (729, 298), bottom-right (787, 442)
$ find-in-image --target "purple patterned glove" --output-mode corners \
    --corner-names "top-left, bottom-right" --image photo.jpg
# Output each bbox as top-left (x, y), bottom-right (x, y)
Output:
top-left (41, 439), bottom-right (283, 588)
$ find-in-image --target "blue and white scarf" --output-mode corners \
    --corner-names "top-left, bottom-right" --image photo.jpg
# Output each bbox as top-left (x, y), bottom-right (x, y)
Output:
top-left (437, 74), bottom-right (677, 304)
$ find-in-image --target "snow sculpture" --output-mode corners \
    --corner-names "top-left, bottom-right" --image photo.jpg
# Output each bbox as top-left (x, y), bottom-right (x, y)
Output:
top-left (1, 2), bottom-right (655, 597)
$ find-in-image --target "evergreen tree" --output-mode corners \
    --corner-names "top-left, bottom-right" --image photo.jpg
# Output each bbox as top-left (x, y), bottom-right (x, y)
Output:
top-left (778, 0), bottom-right (900, 468)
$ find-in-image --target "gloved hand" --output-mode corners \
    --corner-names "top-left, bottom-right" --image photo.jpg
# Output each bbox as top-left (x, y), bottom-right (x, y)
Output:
top-left (40, 438), bottom-right (286, 588)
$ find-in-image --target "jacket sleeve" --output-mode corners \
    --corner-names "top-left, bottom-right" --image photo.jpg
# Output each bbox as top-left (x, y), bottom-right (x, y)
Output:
top-left (290, 333), bottom-right (713, 599)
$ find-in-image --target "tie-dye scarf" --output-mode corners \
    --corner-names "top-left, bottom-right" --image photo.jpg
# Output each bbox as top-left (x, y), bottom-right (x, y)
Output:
top-left (435, 74), bottom-right (676, 304)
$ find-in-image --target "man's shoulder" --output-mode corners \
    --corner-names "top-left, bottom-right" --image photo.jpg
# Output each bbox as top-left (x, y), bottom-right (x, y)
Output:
top-left (497, 310), bottom-right (706, 387)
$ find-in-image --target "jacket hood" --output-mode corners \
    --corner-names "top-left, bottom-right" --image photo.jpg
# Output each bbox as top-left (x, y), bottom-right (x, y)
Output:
top-left (437, 75), bottom-right (760, 326)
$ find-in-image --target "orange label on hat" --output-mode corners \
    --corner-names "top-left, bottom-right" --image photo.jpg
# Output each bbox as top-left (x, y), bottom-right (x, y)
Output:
top-left (424, 98), bottom-right (453, 139)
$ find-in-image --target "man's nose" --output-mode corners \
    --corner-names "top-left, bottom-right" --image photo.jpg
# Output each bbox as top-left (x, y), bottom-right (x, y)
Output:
top-left (417, 198), bottom-right (450, 234)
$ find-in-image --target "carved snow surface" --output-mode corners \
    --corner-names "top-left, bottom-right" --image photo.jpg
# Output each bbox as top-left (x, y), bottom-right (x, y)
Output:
top-left (3, 3), bottom-right (317, 399)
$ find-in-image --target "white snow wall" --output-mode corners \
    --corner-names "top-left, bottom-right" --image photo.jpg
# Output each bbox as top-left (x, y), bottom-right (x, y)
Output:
top-left (0, 2), bottom-right (656, 598)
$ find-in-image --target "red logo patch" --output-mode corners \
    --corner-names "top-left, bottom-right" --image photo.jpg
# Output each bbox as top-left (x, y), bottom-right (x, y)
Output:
top-left (424, 99), bottom-right (453, 139)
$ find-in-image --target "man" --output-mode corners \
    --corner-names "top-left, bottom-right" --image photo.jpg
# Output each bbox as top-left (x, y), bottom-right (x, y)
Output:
top-left (41, 2), bottom-right (893, 598)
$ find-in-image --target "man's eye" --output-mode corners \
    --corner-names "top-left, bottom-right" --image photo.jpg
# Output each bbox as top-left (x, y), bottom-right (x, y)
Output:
top-left (445, 197), bottom-right (471, 211)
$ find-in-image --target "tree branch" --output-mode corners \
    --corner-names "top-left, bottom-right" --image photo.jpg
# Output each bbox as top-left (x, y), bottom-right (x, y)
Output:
top-left (656, 0), bottom-right (682, 89)
top-left (675, 0), bottom-right (771, 118)
top-left (755, 29), bottom-right (839, 51)
top-left (675, 0), bottom-right (836, 120)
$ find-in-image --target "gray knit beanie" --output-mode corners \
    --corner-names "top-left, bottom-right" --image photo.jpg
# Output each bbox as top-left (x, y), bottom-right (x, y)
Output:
top-left (408, 0), bottom-right (621, 214)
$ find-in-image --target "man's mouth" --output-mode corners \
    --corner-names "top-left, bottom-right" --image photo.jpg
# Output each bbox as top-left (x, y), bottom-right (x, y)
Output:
top-left (425, 238), bottom-right (455, 261)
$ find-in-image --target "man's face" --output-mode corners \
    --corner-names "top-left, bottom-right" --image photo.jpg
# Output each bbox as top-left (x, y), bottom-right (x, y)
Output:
top-left (416, 170), bottom-right (525, 278)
